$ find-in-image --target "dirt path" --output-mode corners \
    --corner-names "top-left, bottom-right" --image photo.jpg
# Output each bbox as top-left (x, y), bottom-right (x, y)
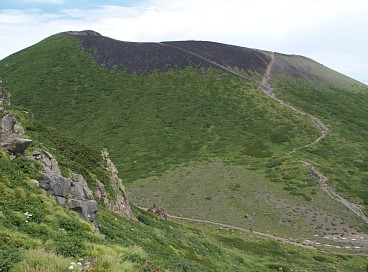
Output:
top-left (138, 206), bottom-right (368, 256)
top-left (301, 161), bottom-right (368, 224)
top-left (259, 52), bottom-right (329, 155)
top-left (259, 52), bottom-right (368, 224)
top-left (137, 206), bottom-right (314, 249)
top-left (136, 47), bottom-right (368, 246)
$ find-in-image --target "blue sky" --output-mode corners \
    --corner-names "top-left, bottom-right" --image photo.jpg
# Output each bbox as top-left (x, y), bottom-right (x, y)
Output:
top-left (1, 0), bottom-right (367, 84)
top-left (1, 0), bottom-right (142, 11)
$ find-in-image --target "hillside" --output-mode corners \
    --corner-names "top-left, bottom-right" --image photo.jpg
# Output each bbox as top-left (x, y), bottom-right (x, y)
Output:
top-left (2, 90), bottom-right (368, 271)
top-left (1, 31), bottom-right (368, 268)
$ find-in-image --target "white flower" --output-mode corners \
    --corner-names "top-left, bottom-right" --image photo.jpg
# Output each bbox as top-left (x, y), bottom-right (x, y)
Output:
top-left (68, 265), bottom-right (74, 270)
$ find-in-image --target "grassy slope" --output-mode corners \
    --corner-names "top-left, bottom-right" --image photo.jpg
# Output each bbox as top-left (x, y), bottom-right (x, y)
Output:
top-left (0, 34), bottom-right (319, 181)
top-left (1, 110), bottom-right (366, 272)
top-left (272, 76), bottom-right (368, 212)
top-left (1, 34), bottom-right (368, 241)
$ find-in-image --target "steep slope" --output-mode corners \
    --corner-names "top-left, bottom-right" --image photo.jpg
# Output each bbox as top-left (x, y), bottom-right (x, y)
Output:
top-left (2, 91), bottom-right (367, 272)
top-left (0, 31), bottom-right (368, 251)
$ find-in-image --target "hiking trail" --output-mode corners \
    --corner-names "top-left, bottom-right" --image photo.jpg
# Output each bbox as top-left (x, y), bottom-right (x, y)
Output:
top-left (259, 52), bottom-right (368, 224)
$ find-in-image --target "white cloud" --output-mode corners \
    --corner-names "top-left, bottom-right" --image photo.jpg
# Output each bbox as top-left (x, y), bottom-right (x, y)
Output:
top-left (21, 0), bottom-right (65, 3)
top-left (0, 0), bottom-right (367, 83)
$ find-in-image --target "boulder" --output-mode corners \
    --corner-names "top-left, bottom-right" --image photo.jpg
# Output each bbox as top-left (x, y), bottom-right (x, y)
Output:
top-left (68, 199), bottom-right (98, 223)
top-left (41, 167), bottom-right (71, 197)
top-left (0, 110), bottom-right (31, 155)
top-left (2, 138), bottom-right (32, 154)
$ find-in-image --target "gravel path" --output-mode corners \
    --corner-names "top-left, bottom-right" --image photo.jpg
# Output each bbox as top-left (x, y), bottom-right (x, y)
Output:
top-left (259, 52), bottom-right (368, 224)
top-left (135, 49), bottom-right (368, 254)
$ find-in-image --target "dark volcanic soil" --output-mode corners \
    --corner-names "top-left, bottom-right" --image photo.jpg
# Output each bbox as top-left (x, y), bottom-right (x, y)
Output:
top-left (163, 40), bottom-right (270, 75)
top-left (66, 31), bottom-right (270, 76)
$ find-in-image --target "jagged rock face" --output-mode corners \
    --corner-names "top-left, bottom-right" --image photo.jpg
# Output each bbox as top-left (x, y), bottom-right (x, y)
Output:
top-left (98, 149), bottom-right (135, 220)
top-left (34, 150), bottom-right (98, 224)
top-left (0, 108), bottom-right (32, 155)
top-left (36, 149), bottom-right (61, 175)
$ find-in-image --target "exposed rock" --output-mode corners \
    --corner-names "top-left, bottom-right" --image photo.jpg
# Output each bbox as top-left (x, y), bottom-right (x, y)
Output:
top-left (32, 150), bottom-right (42, 160)
top-left (39, 152), bottom-right (99, 224)
top-left (0, 89), bottom-right (10, 106)
top-left (39, 150), bottom-right (61, 175)
top-left (147, 204), bottom-right (168, 219)
top-left (0, 109), bottom-right (32, 155)
top-left (70, 173), bottom-right (94, 200)
top-left (98, 149), bottom-right (135, 220)
top-left (2, 138), bottom-right (32, 154)
top-left (66, 30), bottom-right (101, 36)
top-left (95, 179), bottom-right (109, 207)
top-left (68, 199), bottom-right (98, 222)
top-left (0, 112), bottom-right (16, 135)
top-left (70, 182), bottom-right (85, 199)
top-left (56, 196), bottom-right (67, 205)
top-left (41, 167), bottom-right (72, 197)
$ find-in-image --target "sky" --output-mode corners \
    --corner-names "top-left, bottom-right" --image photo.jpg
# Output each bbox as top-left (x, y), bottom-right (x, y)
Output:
top-left (0, 0), bottom-right (367, 84)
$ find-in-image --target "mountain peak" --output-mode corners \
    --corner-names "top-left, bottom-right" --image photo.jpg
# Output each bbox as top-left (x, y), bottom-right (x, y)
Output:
top-left (65, 30), bottom-right (101, 36)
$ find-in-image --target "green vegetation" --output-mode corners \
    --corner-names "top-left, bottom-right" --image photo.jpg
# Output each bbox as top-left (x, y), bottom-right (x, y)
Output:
top-left (273, 76), bottom-right (368, 210)
top-left (1, 32), bottom-right (368, 270)
top-left (1, 33), bottom-right (368, 243)
top-left (0, 34), bottom-right (319, 183)
top-left (1, 130), bottom-right (365, 271)
top-left (127, 161), bottom-right (365, 238)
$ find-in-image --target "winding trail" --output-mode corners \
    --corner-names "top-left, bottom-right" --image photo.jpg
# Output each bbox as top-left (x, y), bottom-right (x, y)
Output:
top-left (138, 206), bottom-right (368, 256)
top-left (137, 206), bottom-right (314, 249)
top-left (301, 160), bottom-right (368, 223)
top-left (259, 52), bottom-right (368, 224)
top-left (135, 47), bottom-right (368, 252)
top-left (259, 52), bottom-right (329, 155)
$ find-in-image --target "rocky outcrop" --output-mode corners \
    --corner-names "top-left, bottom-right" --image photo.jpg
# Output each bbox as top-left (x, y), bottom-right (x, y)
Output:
top-left (0, 90), bottom-right (133, 223)
top-left (97, 149), bottom-right (135, 220)
top-left (148, 204), bottom-right (168, 219)
top-left (32, 150), bottom-right (98, 224)
top-left (33, 149), bottom-right (61, 175)
top-left (0, 105), bottom-right (32, 156)
top-left (0, 89), bottom-right (10, 106)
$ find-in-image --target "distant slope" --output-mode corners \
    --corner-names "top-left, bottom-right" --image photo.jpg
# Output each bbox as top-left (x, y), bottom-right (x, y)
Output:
top-left (68, 31), bottom-right (269, 77)
top-left (272, 53), bottom-right (367, 91)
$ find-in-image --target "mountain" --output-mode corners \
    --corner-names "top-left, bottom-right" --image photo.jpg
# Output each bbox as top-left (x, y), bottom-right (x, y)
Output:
top-left (1, 30), bottom-right (368, 270)
top-left (2, 89), bottom-right (367, 272)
